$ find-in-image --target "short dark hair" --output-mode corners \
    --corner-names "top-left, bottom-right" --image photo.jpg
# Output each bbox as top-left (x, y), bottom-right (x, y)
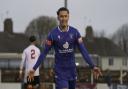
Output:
top-left (29, 35), bottom-right (36, 42)
top-left (57, 7), bottom-right (69, 15)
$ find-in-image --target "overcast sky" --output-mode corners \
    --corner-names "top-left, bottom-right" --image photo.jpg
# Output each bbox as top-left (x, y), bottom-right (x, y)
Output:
top-left (0, 0), bottom-right (128, 36)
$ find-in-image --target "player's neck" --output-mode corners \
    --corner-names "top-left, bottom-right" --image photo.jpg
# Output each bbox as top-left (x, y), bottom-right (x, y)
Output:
top-left (31, 42), bottom-right (35, 45)
top-left (59, 25), bottom-right (68, 32)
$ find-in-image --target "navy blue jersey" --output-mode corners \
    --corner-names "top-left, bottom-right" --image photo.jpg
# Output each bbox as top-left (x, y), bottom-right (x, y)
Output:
top-left (48, 26), bottom-right (79, 68)
top-left (33, 26), bottom-right (95, 80)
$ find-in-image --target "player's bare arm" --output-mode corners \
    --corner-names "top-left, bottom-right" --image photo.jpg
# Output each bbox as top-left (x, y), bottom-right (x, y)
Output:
top-left (28, 69), bottom-right (35, 82)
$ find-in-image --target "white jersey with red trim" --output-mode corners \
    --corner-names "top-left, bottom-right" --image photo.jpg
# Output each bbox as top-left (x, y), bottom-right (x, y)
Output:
top-left (20, 44), bottom-right (40, 82)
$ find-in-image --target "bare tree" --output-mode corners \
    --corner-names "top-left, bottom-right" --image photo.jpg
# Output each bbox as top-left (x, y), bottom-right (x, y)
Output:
top-left (25, 16), bottom-right (57, 45)
top-left (111, 23), bottom-right (128, 54)
top-left (94, 30), bottom-right (106, 38)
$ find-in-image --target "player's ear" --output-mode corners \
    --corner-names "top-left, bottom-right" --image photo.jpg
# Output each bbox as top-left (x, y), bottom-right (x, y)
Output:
top-left (67, 14), bottom-right (69, 19)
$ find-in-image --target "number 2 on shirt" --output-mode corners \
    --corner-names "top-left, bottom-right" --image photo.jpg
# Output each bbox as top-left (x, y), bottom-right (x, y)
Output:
top-left (31, 49), bottom-right (35, 59)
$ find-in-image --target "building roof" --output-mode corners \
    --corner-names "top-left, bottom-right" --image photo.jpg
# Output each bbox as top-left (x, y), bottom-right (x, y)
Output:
top-left (0, 32), bottom-right (29, 53)
top-left (82, 37), bottom-right (127, 57)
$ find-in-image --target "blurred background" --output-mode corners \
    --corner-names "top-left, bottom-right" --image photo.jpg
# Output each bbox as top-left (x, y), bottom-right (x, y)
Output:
top-left (0, 0), bottom-right (128, 89)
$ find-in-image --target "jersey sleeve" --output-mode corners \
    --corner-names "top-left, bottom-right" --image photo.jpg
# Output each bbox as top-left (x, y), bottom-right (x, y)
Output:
top-left (33, 32), bottom-right (53, 70)
top-left (76, 30), bottom-right (95, 69)
top-left (20, 50), bottom-right (26, 70)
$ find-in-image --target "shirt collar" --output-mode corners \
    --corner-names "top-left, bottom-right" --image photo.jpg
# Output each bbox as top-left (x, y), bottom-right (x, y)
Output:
top-left (58, 26), bottom-right (69, 32)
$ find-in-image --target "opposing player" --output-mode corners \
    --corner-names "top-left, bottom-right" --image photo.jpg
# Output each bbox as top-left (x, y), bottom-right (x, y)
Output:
top-left (28, 7), bottom-right (102, 89)
top-left (19, 36), bottom-right (41, 89)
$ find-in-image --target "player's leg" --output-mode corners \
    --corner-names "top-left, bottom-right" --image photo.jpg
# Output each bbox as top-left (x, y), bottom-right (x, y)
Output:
top-left (32, 76), bottom-right (40, 89)
top-left (27, 84), bottom-right (33, 89)
top-left (27, 76), bottom-right (34, 89)
top-left (23, 83), bottom-right (27, 89)
top-left (55, 78), bottom-right (68, 89)
top-left (68, 80), bottom-right (76, 89)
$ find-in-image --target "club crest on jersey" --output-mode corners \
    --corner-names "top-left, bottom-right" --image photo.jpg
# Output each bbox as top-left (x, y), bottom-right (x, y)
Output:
top-left (63, 42), bottom-right (69, 49)
top-left (46, 40), bottom-right (52, 46)
top-left (58, 35), bottom-right (60, 39)
top-left (78, 37), bottom-right (83, 43)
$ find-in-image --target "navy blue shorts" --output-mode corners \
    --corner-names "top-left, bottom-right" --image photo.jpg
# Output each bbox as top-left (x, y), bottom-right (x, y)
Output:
top-left (27, 76), bottom-right (40, 86)
top-left (55, 78), bottom-right (76, 89)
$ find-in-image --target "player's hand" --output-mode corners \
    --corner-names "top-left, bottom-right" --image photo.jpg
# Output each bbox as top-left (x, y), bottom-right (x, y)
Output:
top-left (93, 66), bottom-right (102, 80)
top-left (18, 70), bottom-right (23, 81)
top-left (28, 69), bottom-right (35, 82)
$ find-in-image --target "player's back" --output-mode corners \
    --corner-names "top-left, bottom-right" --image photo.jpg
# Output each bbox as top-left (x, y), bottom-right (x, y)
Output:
top-left (24, 44), bottom-right (40, 76)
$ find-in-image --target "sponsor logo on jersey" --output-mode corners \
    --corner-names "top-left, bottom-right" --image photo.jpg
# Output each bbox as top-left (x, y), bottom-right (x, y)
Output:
top-left (59, 49), bottom-right (73, 53)
top-left (63, 42), bottom-right (69, 49)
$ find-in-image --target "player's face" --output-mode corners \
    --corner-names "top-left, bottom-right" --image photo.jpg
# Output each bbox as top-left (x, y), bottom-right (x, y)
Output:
top-left (57, 11), bottom-right (69, 28)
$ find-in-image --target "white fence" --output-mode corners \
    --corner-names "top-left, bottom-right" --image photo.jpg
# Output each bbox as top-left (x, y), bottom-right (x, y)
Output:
top-left (0, 83), bottom-right (21, 89)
